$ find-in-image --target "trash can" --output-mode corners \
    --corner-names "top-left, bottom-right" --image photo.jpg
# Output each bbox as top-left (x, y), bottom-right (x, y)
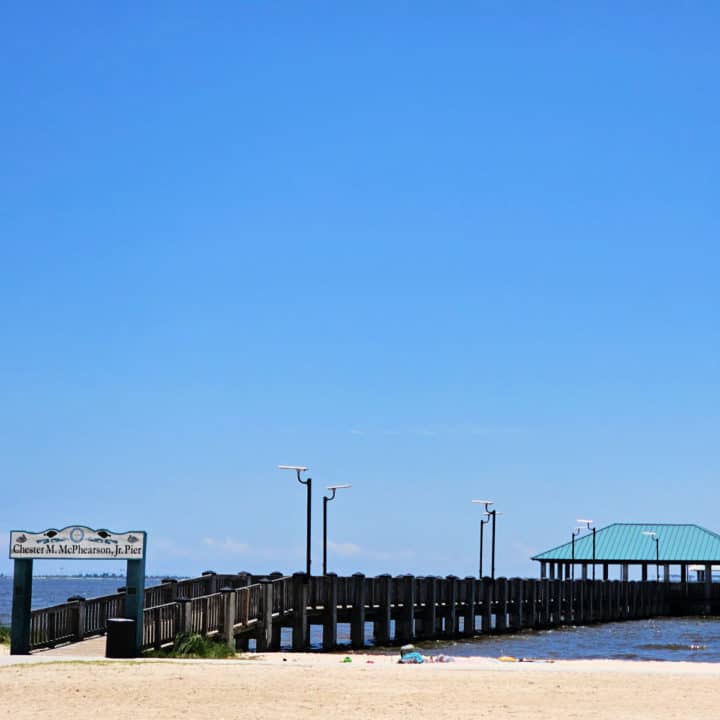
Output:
top-left (106, 618), bottom-right (137, 658)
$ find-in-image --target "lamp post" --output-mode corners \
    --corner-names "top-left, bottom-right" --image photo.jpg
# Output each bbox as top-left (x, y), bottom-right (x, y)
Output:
top-left (578, 518), bottom-right (596, 580)
top-left (571, 526), bottom-right (583, 581)
top-left (323, 484), bottom-right (351, 575)
top-left (473, 500), bottom-right (499, 579)
top-left (278, 465), bottom-right (312, 577)
top-left (471, 500), bottom-right (491, 578)
top-left (642, 531), bottom-right (660, 581)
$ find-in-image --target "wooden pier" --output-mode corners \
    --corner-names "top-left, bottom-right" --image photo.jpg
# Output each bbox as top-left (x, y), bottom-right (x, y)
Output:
top-left (25, 570), bottom-right (713, 654)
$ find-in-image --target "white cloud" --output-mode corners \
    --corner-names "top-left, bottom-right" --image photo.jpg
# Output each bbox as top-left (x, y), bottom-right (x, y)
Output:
top-left (328, 541), bottom-right (361, 556)
top-left (203, 537), bottom-right (250, 554)
top-left (153, 537), bottom-right (195, 558)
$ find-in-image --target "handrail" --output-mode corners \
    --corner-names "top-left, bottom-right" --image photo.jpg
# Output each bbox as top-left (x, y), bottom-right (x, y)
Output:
top-left (27, 573), bottom-right (678, 653)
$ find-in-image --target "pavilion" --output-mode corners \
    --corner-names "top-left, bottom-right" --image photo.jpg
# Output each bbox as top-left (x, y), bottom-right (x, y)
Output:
top-left (531, 523), bottom-right (720, 586)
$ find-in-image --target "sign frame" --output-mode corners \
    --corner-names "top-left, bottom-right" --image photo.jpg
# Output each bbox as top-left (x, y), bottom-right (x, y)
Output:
top-left (9, 526), bottom-right (147, 657)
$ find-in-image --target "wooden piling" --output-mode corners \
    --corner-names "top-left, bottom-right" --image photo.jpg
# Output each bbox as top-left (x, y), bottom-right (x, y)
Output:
top-left (221, 587), bottom-right (236, 649)
top-left (495, 578), bottom-right (508, 631)
top-left (291, 573), bottom-right (309, 650)
top-left (462, 577), bottom-right (476, 635)
top-left (323, 574), bottom-right (338, 650)
top-left (446, 576), bottom-right (458, 635)
top-left (373, 574), bottom-right (392, 645)
top-left (255, 579), bottom-right (274, 651)
top-left (423, 576), bottom-right (438, 639)
top-left (350, 573), bottom-right (366, 649)
top-left (395, 575), bottom-right (415, 644)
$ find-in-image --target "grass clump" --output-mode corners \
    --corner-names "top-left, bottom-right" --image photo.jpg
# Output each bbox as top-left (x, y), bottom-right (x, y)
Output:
top-left (0, 626), bottom-right (10, 644)
top-left (147, 633), bottom-right (236, 659)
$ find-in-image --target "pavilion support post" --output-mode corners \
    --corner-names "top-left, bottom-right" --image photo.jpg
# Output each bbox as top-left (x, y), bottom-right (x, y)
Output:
top-left (705, 563), bottom-right (713, 614)
top-left (540, 562), bottom-right (546, 579)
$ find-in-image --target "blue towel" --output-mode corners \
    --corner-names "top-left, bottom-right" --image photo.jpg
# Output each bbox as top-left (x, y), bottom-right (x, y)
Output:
top-left (399, 651), bottom-right (425, 664)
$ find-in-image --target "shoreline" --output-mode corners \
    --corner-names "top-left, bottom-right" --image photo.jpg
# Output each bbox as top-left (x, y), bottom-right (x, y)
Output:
top-left (3, 650), bottom-right (720, 720)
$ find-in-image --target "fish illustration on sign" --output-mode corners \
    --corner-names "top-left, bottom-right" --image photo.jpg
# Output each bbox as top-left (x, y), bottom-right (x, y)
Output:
top-left (37, 530), bottom-right (67, 544)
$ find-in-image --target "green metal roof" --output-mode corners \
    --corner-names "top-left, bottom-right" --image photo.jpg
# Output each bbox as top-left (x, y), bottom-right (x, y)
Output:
top-left (532, 524), bottom-right (720, 563)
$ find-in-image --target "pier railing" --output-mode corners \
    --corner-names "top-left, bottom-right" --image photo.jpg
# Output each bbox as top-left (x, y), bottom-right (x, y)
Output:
top-left (31, 572), bottom-right (720, 653)
top-left (27, 571), bottom-right (257, 651)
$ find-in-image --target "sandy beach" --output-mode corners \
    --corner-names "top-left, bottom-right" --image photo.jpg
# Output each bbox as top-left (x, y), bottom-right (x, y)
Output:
top-left (3, 644), bottom-right (720, 720)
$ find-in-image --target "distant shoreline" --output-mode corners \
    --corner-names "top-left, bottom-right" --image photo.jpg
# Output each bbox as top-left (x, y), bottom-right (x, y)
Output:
top-left (0, 574), bottom-right (188, 580)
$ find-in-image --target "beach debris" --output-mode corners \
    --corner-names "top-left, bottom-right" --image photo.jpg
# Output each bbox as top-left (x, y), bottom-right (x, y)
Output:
top-left (428, 654), bottom-right (454, 663)
top-left (342, 656), bottom-right (352, 663)
top-left (398, 644), bottom-right (425, 664)
top-left (498, 655), bottom-right (519, 662)
top-left (398, 652), bottom-right (425, 664)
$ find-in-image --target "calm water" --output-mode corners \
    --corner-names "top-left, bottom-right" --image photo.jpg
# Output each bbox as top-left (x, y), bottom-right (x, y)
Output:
top-left (414, 618), bottom-right (720, 663)
top-left (2, 576), bottom-right (719, 662)
top-left (0, 576), bottom-right (164, 626)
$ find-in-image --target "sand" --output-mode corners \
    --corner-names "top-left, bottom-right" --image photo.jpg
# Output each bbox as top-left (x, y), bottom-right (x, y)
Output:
top-left (2, 647), bottom-right (720, 720)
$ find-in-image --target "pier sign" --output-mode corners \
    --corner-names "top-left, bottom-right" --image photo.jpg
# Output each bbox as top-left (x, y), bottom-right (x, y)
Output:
top-left (9, 524), bottom-right (148, 657)
top-left (9, 526), bottom-right (146, 560)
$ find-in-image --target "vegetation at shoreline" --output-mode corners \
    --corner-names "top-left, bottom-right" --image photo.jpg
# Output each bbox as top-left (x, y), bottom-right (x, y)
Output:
top-left (145, 633), bottom-right (236, 659)
top-left (0, 626), bottom-right (10, 644)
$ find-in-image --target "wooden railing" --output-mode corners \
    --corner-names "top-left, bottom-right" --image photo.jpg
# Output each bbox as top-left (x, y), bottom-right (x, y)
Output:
top-left (28, 572), bottom-right (680, 653)
top-left (27, 572), bottom-right (257, 651)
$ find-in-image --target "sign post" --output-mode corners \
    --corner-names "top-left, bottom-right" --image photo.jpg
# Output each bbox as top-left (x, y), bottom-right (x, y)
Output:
top-left (9, 526), bottom-right (147, 656)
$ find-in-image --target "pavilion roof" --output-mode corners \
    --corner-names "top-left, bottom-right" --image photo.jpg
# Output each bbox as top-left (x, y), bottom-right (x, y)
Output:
top-left (531, 523), bottom-right (720, 563)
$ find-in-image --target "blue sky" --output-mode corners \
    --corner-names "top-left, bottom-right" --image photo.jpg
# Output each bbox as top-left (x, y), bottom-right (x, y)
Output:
top-left (1, 2), bottom-right (718, 579)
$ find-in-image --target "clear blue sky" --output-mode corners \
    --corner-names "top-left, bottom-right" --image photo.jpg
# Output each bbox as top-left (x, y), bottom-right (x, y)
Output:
top-left (1, 2), bottom-right (718, 579)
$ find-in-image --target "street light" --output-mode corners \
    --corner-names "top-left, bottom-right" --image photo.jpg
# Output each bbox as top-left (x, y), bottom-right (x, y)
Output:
top-left (471, 500), bottom-right (492, 578)
top-left (571, 526), bottom-right (583, 581)
top-left (323, 484), bottom-right (351, 575)
top-left (278, 465), bottom-right (312, 577)
top-left (577, 518), bottom-right (596, 580)
top-left (642, 531), bottom-right (660, 581)
top-left (473, 500), bottom-right (499, 579)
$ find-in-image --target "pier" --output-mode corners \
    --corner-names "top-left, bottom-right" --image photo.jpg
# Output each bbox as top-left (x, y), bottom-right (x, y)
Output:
top-left (24, 570), bottom-right (720, 655)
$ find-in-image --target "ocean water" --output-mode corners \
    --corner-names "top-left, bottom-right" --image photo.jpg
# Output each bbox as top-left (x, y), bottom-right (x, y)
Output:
top-left (2, 576), bottom-right (719, 662)
top-left (0, 576), bottom-right (164, 626)
top-left (413, 617), bottom-right (720, 663)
